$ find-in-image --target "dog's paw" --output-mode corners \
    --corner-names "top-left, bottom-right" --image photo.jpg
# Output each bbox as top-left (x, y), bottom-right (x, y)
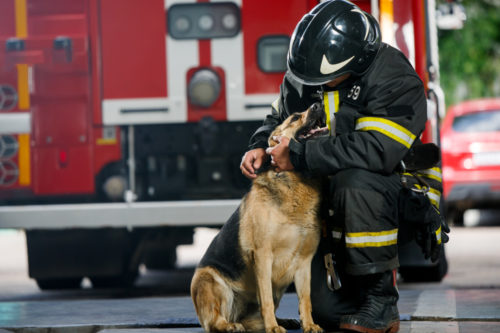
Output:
top-left (225, 322), bottom-right (245, 332)
top-left (303, 323), bottom-right (324, 333)
top-left (266, 325), bottom-right (286, 333)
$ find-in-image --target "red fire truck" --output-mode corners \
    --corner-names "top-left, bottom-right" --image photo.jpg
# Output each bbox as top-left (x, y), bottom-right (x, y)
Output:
top-left (0, 0), bottom-right (452, 288)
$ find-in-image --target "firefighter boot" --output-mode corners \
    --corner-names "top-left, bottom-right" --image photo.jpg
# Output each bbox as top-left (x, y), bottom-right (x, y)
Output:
top-left (339, 270), bottom-right (400, 333)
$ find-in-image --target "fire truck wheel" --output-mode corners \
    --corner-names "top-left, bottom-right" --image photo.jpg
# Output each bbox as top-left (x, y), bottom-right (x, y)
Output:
top-left (36, 277), bottom-right (83, 290)
top-left (143, 245), bottom-right (177, 270)
top-left (399, 248), bottom-right (448, 282)
top-left (90, 269), bottom-right (138, 289)
top-left (137, 227), bottom-right (193, 270)
top-left (446, 208), bottom-right (464, 226)
top-left (96, 162), bottom-right (128, 202)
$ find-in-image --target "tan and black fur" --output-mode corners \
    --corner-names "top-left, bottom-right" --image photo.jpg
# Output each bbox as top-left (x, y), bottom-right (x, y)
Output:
top-left (191, 104), bottom-right (326, 333)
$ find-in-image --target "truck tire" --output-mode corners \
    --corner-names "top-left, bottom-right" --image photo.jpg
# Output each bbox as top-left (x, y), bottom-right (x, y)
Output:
top-left (90, 269), bottom-right (138, 288)
top-left (26, 229), bottom-right (139, 290)
top-left (36, 277), bottom-right (83, 290)
top-left (143, 244), bottom-right (177, 270)
top-left (136, 227), bottom-right (193, 270)
top-left (399, 248), bottom-right (448, 282)
top-left (447, 208), bottom-right (464, 226)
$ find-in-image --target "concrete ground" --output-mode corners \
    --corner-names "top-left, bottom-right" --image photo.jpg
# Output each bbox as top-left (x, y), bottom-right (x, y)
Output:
top-left (1, 225), bottom-right (500, 332)
top-left (1, 285), bottom-right (500, 332)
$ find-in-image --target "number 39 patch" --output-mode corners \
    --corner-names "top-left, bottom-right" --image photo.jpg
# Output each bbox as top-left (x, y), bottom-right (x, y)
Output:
top-left (347, 85), bottom-right (361, 100)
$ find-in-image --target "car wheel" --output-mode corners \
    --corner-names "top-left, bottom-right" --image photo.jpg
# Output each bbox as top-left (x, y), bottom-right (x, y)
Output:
top-left (447, 208), bottom-right (464, 226)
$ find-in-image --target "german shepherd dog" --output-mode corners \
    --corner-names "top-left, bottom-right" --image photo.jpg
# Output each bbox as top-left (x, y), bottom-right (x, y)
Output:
top-left (191, 103), bottom-right (328, 333)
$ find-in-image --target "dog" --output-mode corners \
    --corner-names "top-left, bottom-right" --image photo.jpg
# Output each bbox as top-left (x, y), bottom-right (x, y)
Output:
top-left (191, 103), bottom-right (328, 333)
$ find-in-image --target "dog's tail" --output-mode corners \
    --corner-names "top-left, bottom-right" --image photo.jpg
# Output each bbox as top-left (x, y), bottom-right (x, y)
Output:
top-left (241, 313), bottom-right (265, 331)
top-left (191, 267), bottom-right (242, 332)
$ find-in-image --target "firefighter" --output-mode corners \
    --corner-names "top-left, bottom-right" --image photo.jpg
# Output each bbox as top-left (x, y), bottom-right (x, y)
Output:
top-left (240, 1), bottom-right (449, 332)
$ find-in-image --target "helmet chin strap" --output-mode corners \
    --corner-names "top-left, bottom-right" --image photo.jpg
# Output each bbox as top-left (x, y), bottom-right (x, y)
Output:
top-left (325, 73), bottom-right (352, 88)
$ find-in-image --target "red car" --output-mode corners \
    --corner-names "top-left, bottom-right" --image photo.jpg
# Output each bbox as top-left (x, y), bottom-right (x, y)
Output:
top-left (441, 98), bottom-right (500, 225)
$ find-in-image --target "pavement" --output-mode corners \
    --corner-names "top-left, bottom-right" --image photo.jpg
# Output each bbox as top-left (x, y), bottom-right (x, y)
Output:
top-left (1, 288), bottom-right (500, 333)
top-left (2, 226), bottom-right (500, 333)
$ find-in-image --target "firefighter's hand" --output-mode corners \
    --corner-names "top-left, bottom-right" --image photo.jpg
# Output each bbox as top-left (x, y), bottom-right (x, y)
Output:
top-left (415, 206), bottom-right (450, 262)
top-left (240, 148), bottom-right (269, 179)
top-left (266, 136), bottom-right (294, 173)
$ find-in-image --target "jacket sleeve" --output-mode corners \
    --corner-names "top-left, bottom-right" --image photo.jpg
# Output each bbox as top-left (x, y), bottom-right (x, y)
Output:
top-left (248, 73), bottom-right (315, 150)
top-left (303, 71), bottom-right (427, 175)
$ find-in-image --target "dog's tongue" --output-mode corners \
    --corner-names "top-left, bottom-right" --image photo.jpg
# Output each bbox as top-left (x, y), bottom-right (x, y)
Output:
top-left (309, 127), bottom-right (329, 135)
top-left (299, 126), bottom-right (329, 139)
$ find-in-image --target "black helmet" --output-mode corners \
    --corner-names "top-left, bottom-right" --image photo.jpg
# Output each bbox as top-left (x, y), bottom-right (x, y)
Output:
top-left (287, 0), bottom-right (381, 85)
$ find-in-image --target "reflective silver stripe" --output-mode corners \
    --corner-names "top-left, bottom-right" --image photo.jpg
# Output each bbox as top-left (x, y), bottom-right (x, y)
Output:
top-left (271, 98), bottom-right (280, 112)
top-left (426, 188), bottom-right (441, 208)
top-left (414, 184), bottom-right (441, 208)
top-left (355, 117), bottom-right (416, 148)
top-left (345, 228), bottom-right (398, 248)
top-left (332, 230), bottom-right (342, 240)
top-left (436, 226), bottom-right (442, 244)
top-left (418, 167), bottom-right (443, 182)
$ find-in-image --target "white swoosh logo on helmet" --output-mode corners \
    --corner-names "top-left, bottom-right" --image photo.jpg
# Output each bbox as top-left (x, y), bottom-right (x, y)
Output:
top-left (320, 55), bottom-right (355, 75)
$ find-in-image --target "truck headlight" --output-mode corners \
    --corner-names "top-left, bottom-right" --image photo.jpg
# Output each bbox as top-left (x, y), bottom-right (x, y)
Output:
top-left (188, 69), bottom-right (221, 108)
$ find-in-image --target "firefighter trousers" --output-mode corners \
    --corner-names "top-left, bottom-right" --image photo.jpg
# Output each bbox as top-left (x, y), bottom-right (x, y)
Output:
top-left (328, 167), bottom-right (402, 275)
top-left (310, 168), bottom-right (402, 328)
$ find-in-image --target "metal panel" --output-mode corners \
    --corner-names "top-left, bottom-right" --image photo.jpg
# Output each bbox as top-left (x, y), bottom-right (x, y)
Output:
top-left (241, 0), bottom-right (309, 95)
top-left (0, 199), bottom-right (241, 229)
top-left (100, 0), bottom-right (167, 100)
top-left (32, 145), bottom-right (94, 195)
top-left (102, 97), bottom-right (171, 125)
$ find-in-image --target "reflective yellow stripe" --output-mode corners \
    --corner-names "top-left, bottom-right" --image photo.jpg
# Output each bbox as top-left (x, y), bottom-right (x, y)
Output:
top-left (414, 184), bottom-right (441, 209)
top-left (436, 226), bottom-right (442, 245)
top-left (323, 91), bottom-right (339, 135)
top-left (96, 138), bottom-right (118, 145)
top-left (345, 228), bottom-right (398, 248)
top-left (18, 134), bottom-right (31, 185)
top-left (16, 64), bottom-right (30, 109)
top-left (402, 172), bottom-right (413, 177)
top-left (427, 188), bottom-right (441, 208)
top-left (15, 0), bottom-right (31, 186)
top-left (417, 167), bottom-right (443, 183)
top-left (15, 0), bottom-right (30, 110)
top-left (355, 117), bottom-right (416, 148)
top-left (324, 93), bottom-right (331, 132)
top-left (15, 0), bottom-right (28, 38)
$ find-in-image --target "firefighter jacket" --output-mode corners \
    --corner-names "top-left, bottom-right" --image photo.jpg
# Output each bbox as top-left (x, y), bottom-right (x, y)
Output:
top-left (248, 43), bottom-right (428, 176)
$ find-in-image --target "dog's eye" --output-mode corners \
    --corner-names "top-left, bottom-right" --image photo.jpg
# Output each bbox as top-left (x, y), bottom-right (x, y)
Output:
top-left (291, 114), bottom-right (301, 122)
